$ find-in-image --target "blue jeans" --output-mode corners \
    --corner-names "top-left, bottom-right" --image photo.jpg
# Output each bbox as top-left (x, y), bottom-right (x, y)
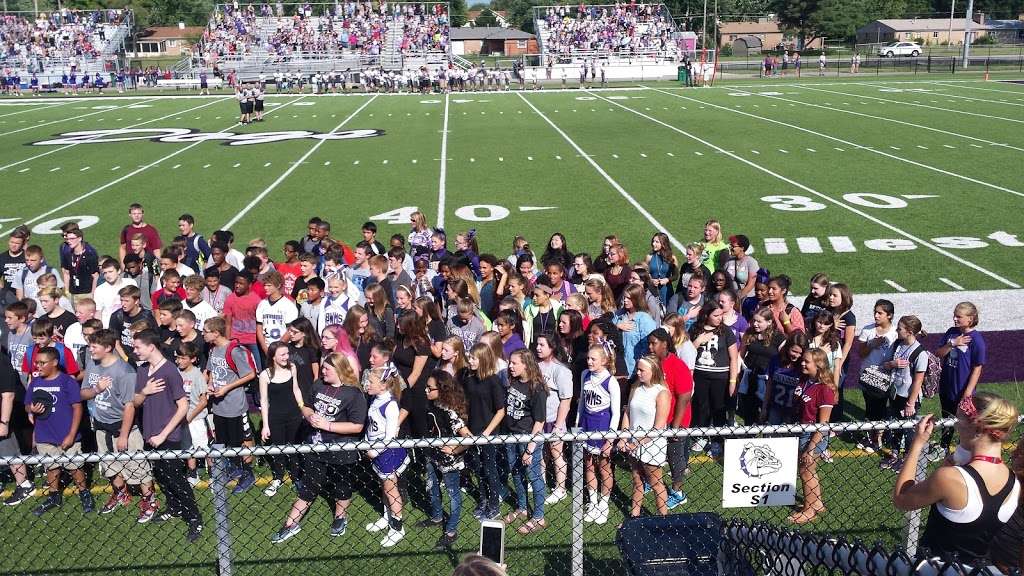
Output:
top-left (507, 443), bottom-right (545, 520)
top-left (470, 444), bottom-right (506, 514)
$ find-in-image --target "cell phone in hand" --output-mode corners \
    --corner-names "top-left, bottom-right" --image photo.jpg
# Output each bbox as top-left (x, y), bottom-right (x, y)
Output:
top-left (479, 520), bottom-right (505, 565)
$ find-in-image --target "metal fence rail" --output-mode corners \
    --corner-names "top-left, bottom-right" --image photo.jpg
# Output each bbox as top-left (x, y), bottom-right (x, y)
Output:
top-left (0, 419), bottom-right (1015, 576)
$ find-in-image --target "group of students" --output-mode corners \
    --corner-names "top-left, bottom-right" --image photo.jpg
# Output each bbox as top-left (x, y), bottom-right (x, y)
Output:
top-left (0, 206), bottom-right (1015, 560)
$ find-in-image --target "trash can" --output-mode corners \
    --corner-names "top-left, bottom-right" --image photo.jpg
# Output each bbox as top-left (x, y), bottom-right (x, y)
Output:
top-left (677, 65), bottom-right (687, 83)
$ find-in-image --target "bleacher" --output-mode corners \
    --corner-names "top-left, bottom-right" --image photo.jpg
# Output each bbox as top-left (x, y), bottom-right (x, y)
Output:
top-left (185, 2), bottom-right (450, 79)
top-left (532, 3), bottom-right (682, 62)
top-left (0, 9), bottom-right (132, 81)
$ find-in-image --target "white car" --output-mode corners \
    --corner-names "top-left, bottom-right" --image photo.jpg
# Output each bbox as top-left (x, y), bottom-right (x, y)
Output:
top-left (878, 42), bottom-right (922, 57)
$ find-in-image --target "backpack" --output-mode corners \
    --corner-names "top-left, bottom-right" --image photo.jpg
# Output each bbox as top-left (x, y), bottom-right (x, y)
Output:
top-left (224, 339), bottom-right (257, 375)
top-left (20, 265), bottom-right (54, 290)
top-left (909, 346), bottom-right (942, 399)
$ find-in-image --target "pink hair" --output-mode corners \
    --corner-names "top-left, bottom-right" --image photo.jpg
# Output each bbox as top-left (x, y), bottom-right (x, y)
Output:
top-left (322, 324), bottom-right (361, 374)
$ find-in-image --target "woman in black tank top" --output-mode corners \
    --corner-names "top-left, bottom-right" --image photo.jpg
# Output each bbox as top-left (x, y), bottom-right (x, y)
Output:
top-left (892, 392), bottom-right (1019, 563)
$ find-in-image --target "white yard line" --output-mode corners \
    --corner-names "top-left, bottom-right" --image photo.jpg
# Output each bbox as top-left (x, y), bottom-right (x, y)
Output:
top-left (592, 90), bottom-right (1021, 289)
top-left (0, 98), bottom-right (158, 138)
top-left (0, 101), bottom-right (69, 119)
top-left (0, 97), bottom-right (232, 172)
top-left (437, 92), bottom-right (450, 229)
top-left (517, 92), bottom-right (686, 252)
top-left (861, 82), bottom-right (1024, 107)
top-left (223, 95), bottom-right (378, 230)
top-left (884, 279), bottom-right (908, 293)
top-left (930, 81), bottom-right (1024, 96)
top-left (939, 277), bottom-right (965, 291)
top-left (647, 87), bottom-right (1024, 200)
top-left (794, 85), bottom-right (1024, 125)
top-left (699, 86), bottom-right (1024, 153)
top-left (0, 96), bottom-right (308, 239)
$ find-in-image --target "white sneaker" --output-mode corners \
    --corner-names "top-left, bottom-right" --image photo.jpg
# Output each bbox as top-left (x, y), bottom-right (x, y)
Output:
top-left (263, 479), bottom-right (282, 497)
top-left (380, 527), bottom-right (405, 548)
top-left (187, 475), bottom-right (200, 488)
top-left (545, 488), bottom-right (567, 504)
top-left (594, 500), bottom-right (609, 525)
top-left (366, 516), bottom-right (390, 533)
top-left (583, 502), bottom-right (599, 523)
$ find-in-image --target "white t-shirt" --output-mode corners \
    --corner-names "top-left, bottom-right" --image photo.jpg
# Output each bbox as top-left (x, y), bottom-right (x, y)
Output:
top-left (183, 299), bottom-right (217, 331)
top-left (892, 341), bottom-right (929, 398)
top-left (256, 297), bottom-right (298, 346)
top-left (540, 360), bottom-right (573, 425)
top-left (94, 277), bottom-right (137, 328)
top-left (226, 249), bottom-right (245, 271)
top-left (63, 322), bottom-right (88, 361)
top-left (858, 323), bottom-right (898, 369)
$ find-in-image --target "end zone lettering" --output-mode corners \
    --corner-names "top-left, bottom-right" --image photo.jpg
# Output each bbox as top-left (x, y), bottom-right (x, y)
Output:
top-left (31, 128), bottom-right (385, 147)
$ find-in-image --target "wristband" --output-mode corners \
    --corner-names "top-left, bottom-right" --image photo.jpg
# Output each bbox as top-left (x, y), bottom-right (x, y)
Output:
top-left (729, 379), bottom-right (736, 385)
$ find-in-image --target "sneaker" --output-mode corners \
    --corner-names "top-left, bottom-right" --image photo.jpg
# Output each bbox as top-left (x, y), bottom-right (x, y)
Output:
top-left (271, 523), bottom-right (301, 544)
top-left (366, 515), bottom-right (390, 533)
top-left (232, 471), bottom-right (256, 495)
top-left (545, 488), bottom-right (567, 504)
top-left (101, 489), bottom-right (127, 515)
top-left (594, 500), bottom-right (609, 525)
top-left (187, 473), bottom-right (200, 488)
top-left (821, 450), bottom-right (834, 464)
top-left (472, 507), bottom-right (485, 520)
top-left (32, 493), bottom-right (62, 516)
top-left (855, 441), bottom-right (876, 454)
top-left (5, 484), bottom-right (35, 507)
top-left (79, 490), bottom-right (95, 514)
top-left (330, 516), bottom-right (348, 537)
top-left (187, 523), bottom-right (204, 543)
top-left (666, 490), bottom-right (689, 510)
top-left (137, 495), bottom-right (160, 524)
top-left (435, 532), bottom-right (457, 551)
top-left (583, 502), bottom-right (600, 523)
top-left (151, 508), bottom-right (180, 523)
top-left (691, 439), bottom-right (708, 453)
top-left (263, 479), bottom-right (283, 497)
top-left (381, 527), bottom-right (405, 548)
top-left (414, 517), bottom-right (444, 528)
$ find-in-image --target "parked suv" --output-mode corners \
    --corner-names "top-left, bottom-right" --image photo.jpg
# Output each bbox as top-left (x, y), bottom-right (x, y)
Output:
top-left (878, 42), bottom-right (922, 57)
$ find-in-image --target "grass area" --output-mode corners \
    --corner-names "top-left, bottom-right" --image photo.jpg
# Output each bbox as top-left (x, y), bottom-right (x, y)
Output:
top-left (1, 383), bottom-right (1022, 575)
top-left (0, 73), bottom-right (1023, 294)
top-left (0, 70), bottom-right (1023, 573)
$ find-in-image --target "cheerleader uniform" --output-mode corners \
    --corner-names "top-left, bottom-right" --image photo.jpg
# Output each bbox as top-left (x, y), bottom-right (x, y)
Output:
top-left (366, 392), bottom-right (408, 479)
top-left (576, 369), bottom-right (620, 454)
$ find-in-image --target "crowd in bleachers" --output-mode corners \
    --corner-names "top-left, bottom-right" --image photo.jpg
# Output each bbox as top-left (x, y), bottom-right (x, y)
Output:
top-left (0, 9), bottom-right (128, 68)
top-left (195, 2), bottom-right (449, 65)
top-left (540, 3), bottom-right (675, 55)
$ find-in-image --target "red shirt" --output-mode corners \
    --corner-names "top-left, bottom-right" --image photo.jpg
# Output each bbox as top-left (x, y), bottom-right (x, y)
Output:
top-left (276, 262), bottom-right (302, 297)
top-left (23, 344), bottom-right (80, 378)
top-left (152, 287), bottom-right (186, 306)
top-left (792, 379), bottom-right (836, 424)
top-left (661, 353), bottom-right (694, 428)
top-left (222, 290), bottom-right (261, 345)
top-left (120, 223), bottom-right (163, 252)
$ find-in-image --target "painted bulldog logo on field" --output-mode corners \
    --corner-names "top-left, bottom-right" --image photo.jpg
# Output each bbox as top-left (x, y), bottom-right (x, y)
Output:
top-left (31, 128), bottom-right (385, 146)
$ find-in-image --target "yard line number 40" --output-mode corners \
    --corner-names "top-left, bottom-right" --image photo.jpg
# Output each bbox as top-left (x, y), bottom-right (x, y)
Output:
top-left (370, 205), bottom-right (512, 224)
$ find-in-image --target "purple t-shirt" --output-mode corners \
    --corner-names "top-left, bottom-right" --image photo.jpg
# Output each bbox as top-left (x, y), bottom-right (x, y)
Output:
top-left (136, 359), bottom-right (186, 443)
top-left (25, 372), bottom-right (81, 445)
top-left (939, 328), bottom-right (986, 401)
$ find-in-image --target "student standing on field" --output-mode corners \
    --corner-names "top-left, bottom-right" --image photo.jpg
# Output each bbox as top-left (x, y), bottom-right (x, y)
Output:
top-left (122, 330), bottom-right (203, 541)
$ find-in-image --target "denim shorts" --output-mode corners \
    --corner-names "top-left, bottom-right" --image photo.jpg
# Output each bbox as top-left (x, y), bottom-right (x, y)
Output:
top-left (799, 432), bottom-right (829, 456)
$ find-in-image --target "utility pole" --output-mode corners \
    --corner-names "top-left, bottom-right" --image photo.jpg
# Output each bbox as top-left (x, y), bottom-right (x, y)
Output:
top-left (702, 0), bottom-right (708, 50)
top-left (962, 0), bottom-right (974, 67)
top-left (946, 0), bottom-right (955, 51)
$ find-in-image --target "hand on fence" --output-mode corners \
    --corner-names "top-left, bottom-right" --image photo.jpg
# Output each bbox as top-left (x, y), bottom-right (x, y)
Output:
top-left (914, 414), bottom-right (935, 440)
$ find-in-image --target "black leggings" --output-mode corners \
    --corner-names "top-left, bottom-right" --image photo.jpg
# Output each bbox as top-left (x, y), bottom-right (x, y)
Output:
top-left (693, 372), bottom-right (730, 428)
top-left (148, 439), bottom-right (201, 526)
top-left (267, 417), bottom-right (305, 482)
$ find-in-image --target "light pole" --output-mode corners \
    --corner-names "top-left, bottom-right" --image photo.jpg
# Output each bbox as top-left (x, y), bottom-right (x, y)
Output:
top-left (962, 0), bottom-right (974, 67)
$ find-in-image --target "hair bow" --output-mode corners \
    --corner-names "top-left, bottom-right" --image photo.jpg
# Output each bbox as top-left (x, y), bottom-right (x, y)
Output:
top-left (467, 228), bottom-right (477, 240)
top-left (380, 362), bottom-right (399, 383)
top-left (959, 395), bottom-right (1009, 440)
top-left (597, 337), bottom-right (616, 357)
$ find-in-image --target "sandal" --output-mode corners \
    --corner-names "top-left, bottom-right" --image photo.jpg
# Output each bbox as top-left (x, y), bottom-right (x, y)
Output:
top-left (787, 509), bottom-right (823, 524)
top-left (517, 518), bottom-right (548, 534)
top-left (503, 509), bottom-right (527, 524)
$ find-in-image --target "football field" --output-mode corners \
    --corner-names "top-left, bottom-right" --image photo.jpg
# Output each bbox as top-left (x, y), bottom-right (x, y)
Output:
top-left (1, 74), bottom-right (1023, 306)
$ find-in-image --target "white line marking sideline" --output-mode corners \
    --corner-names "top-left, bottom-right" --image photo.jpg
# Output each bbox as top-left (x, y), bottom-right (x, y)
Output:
top-left (598, 90), bottom-right (1021, 289)
top-left (223, 95), bottom-right (378, 230)
top-left (0, 101), bottom-right (69, 119)
top-left (437, 92), bottom-right (450, 229)
top-left (930, 81), bottom-right (1024, 96)
top-left (517, 92), bottom-right (686, 253)
top-left (0, 96), bottom-right (309, 239)
top-left (650, 87), bottom-right (1024, 200)
top-left (795, 84), bottom-right (1024, 125)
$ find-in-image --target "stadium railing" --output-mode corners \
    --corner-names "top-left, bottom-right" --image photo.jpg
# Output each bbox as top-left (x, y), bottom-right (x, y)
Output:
top-left (0, 419), bottom-right (1015, 575)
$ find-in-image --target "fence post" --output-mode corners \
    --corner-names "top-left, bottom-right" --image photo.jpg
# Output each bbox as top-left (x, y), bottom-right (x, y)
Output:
top-left (210, 445), bottom-right (234, 576)
top-left (902, 448), bottom-right (929, 557)
top-left (570, 431), bottom-right (585, 576)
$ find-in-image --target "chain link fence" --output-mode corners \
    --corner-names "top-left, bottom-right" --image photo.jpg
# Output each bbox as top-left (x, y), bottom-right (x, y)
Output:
top-left (0, 419), bottom-right (1017, 575)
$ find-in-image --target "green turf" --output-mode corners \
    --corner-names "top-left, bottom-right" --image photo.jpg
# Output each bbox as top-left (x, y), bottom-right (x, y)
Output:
top-left (1, 73), bottom-right (1022, 294)
top-left (1, 382), bottom-right (1021, 575)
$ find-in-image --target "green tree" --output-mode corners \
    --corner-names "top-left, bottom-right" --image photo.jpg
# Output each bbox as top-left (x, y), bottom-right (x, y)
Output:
top-left (474, 8), bottom-right (500, 26)
top-left (809, 0), bottom-right (868, 42)
top-left (136, 0), bottom-right (211, 27)
top-left (450, 0), bottom-right (468, 27)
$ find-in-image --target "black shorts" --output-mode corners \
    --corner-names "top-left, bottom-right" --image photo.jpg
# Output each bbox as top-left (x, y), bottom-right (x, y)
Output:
top-left (238, 102), bottom-right (247, 113)
top-left (298, 457), bottom-right (353, 502)
top-left (255, 100), bottom-right (264, 112)
top-left (246, 102), bottom-right (255, 114)
top-left (200, 80), bottom-right (208, 88)
top-left (213, 414), bottom-right (246, 448)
